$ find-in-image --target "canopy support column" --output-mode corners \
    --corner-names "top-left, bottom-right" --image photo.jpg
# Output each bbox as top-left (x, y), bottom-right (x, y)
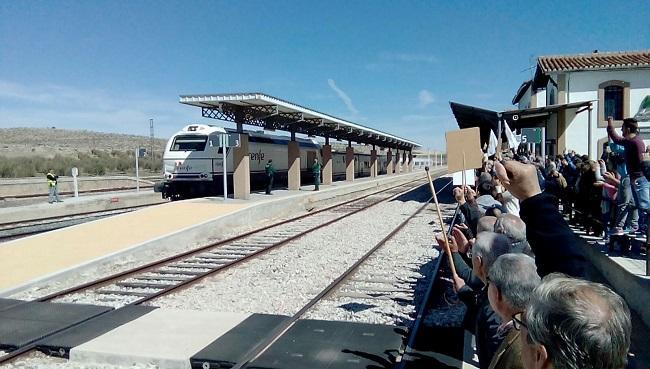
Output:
top-left (322, 144), bottom-right (332, 185)
top-left (346, 146), bottom-right (355, 181)
top-left (395, 149), bottom-right (401, 174)
top-left (288, 140), bottom-right (301, 190)
top-left (233, 134), bottom-right (250, 199)
top-left (370, 149), bottom-right (377, 177)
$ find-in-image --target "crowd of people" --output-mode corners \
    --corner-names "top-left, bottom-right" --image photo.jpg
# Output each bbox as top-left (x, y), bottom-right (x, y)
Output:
top-left (436, 117), bottom-right (644, 369)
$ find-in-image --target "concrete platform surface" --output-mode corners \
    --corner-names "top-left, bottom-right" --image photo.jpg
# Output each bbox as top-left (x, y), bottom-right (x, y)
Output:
top-left (568, 224), bottom-right (650, 328)
top-left (70, 309), bottom-right (252, 369)
top-left (0, 189), bottom-right (166, 223)
top-left (38, 305), bottom-right (157, 357)
top-left (0, 199), bottom-right (248, 293)
top-left (0, 170), bottom-right (436, 297)
top-left (0, 301), bottom-right (112, 350)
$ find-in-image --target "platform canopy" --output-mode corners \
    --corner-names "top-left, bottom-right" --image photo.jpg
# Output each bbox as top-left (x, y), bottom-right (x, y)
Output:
top-left (179, 92), bottom-right (420, 150)
top-left (449, 100), bottom-right (592, 145)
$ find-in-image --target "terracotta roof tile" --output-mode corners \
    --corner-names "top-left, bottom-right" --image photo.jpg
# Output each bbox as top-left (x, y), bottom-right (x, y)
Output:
top-left (538, 50), bottom-right (650, 73)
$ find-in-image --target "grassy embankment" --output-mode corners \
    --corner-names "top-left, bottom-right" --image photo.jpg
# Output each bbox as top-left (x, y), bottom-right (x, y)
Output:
top-left (0, 150), bottom-right (163, 178)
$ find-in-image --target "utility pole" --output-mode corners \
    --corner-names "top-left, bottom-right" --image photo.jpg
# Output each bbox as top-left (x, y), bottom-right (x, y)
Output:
top-left (149, 118), bottom-right (155, 172)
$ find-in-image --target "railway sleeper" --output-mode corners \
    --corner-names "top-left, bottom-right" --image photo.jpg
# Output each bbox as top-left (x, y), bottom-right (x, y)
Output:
top-left (95, 290), bottom-right (153, 298)
top-left (217, 246), bottom-right (263, 252)
top-left (153, 269), bottom-right (206, 276)
top-left (116, 281), bottom-right (176, 289)
top-left (172, 262), bottom-right (224, 269)
top-left (136, 275), bottom-right (192, 282)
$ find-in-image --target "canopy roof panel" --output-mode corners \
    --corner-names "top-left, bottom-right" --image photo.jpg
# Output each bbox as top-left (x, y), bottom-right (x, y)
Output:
top-left (449, 100), bottom-right (592, 146)
top-left (179, 92), bottom-right (420, 150)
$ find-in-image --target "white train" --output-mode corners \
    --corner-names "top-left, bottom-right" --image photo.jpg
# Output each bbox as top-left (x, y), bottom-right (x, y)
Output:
top-left (159, 124), bottom-right (389, 199)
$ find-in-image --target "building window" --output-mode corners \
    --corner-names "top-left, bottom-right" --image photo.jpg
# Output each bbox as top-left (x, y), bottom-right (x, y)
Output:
top-left (598, 80), bottom-right (630, 128)
top-left (604, 86), bottom-right (624, 120)
top-left (549, 88), bottom-right (556, 105)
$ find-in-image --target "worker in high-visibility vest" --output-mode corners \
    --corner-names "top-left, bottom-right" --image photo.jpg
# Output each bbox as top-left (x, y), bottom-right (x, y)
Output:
top-left (46, 169), bottom-right (62, 203)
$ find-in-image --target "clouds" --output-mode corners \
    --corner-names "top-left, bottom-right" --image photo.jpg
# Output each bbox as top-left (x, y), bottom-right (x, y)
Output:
top-left (418, 89), bottom-right (435, 107)
top-left (327, 78), bottom-right (359, 116)
top-left (0, 80), bottom-right (191, 138)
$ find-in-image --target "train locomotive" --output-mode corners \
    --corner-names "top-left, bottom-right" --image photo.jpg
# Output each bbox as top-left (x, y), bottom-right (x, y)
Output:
top-left (159, 124), bottom-right (388, 199)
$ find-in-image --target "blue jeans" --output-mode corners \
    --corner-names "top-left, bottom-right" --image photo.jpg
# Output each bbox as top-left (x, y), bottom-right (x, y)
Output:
top-left (616, 176), bottom-right (639, 229)
top-left (631, 176), bottom-right (650, 232)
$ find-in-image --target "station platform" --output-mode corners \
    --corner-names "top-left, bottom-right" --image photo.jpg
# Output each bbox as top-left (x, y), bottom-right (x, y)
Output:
top-left (0, 189), bottom-right (167, 224)
top-left (0, 170), bottom-right (441, 297)
top-left (0, 298), bottom-right (409, 369)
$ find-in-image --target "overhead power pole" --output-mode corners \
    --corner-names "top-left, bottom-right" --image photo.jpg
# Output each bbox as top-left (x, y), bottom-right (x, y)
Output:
top-left (149, 118), bottom-right (155, 171)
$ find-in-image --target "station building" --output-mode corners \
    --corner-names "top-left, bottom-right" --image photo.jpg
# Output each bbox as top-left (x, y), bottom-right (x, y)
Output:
top-left (451, 50), bottom-right (650, 160)
top-left (512, 50), bottom-right (650, 158)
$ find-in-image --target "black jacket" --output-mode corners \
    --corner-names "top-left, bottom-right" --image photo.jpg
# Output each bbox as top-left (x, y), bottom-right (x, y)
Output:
top-left (519, 192), bottom-right (588, 278)
top-left (459, 202), bottom-right (481, 238)
top-left (453, 252), bottom-right (503, 369)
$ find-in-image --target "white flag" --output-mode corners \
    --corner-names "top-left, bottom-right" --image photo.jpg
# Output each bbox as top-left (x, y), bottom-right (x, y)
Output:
top-left (504, 122), bottom-right (519, 149)
top-left (487, 130), bottom-right (498, 156)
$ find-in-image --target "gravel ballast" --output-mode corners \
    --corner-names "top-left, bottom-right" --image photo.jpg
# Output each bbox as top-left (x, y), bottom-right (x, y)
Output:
top-left (304, 202), bottom-right (456, 326)
top-left (146, 185), bottom-right (453, 323)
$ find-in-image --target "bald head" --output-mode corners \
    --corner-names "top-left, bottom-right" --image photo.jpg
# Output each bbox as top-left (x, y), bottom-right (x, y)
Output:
top-left (477, 216), bottom-right (497, 234)
top-left (494, 214), bottom-right (532, 255)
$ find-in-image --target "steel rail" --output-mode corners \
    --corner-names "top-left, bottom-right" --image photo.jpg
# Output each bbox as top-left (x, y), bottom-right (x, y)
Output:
top-left (394, 203), bottom-right (461, 369)
top-left (0, 185), bottom-right (154, 201)
top-left (0, 204), bottom-right (153, 229)
top-left (0, 174), bottom-right (443, 365)
top-left (128, 179), bottom-right (433, 306)
top-left (38, 177), bottom-right (430, 302)
top-left (228, 178), bottom-right (453, 369)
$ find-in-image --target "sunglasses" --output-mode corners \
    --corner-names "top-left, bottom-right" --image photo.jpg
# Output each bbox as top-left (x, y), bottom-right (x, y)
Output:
top-left (512, 311), bottom-right (528, 331)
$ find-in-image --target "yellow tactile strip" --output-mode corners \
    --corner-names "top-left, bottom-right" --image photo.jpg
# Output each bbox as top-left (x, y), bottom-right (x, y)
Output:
top-left (0, 200), bottom-right (246, 291)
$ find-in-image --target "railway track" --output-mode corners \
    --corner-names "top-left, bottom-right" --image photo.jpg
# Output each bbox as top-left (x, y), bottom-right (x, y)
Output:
top-left (0, 185), bottom-right (155, 201)
top-left (226, 178), bottom-right (457, 369)
top-left (0, 175), bottom-right (441, 365)
top-left (0, 205), bottom-right (152, 243)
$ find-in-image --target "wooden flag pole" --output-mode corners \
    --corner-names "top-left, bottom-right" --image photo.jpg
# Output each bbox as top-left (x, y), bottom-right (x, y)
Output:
top-left (425, 167), bottom-right (458, 278)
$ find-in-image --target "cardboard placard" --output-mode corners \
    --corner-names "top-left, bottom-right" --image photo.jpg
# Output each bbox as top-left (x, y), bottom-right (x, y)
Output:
top-left (446, 127), bottom-right (484, 173)
top-left (452, 170), bottom-right (475, 186)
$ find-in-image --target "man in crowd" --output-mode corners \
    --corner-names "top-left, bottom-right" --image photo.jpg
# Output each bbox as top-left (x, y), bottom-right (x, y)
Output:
top-left (493, 214), bottom-right (533, 256)
top-left (516, 274), bottom-right (631, 369)
top-left (494, 159), bottom-right (588, 278)
top-left (486, 253), bottom-right (541, 369)
top-left (443, 232), bottom-right (512, 369)
top-left (607, 117), bottom-right (648, 239)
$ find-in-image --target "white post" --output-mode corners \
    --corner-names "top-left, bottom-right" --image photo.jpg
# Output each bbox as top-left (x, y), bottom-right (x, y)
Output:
top-left (71, 167), bottom-right (79, 198)
top-left (222, 134), bottom-right (227, 201)
top-left (135, 148), bottom-right (140, 193)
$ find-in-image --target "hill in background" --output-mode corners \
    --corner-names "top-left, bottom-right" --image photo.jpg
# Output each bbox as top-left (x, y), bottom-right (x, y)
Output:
top-left (0, 127), bottom-right (168, 158)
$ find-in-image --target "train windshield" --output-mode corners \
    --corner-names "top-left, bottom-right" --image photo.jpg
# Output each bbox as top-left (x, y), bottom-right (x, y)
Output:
top-left (171, 135), bottom-right (207, 151)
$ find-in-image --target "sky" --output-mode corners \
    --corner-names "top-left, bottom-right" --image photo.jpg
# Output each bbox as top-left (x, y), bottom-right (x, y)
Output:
top-left (1, 1), bottom-right (649, 151)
